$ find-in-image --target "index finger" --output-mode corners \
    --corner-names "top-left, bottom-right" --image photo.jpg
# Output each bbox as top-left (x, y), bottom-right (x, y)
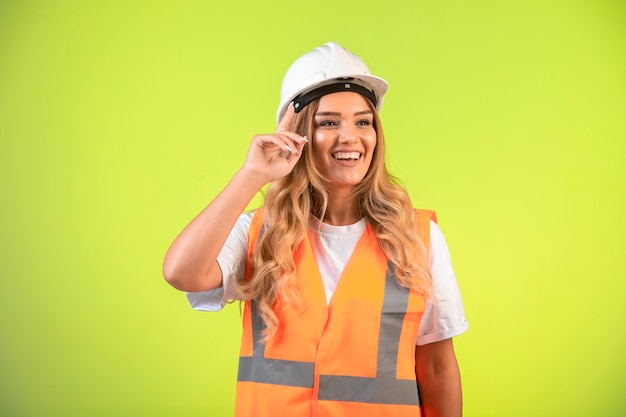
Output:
top-left (275, 102), bottom-right (295, 133)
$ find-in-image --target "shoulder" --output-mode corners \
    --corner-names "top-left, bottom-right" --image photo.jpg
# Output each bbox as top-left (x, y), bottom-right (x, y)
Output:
top-left (224, 212), bottom-right (254, 248)
top-left (411, 208), bottom-right (451, 262)
top-left (428, 217), bottom-right (453, 265)
top-left (414, 208), bottom-right (437, 223)
top-left (233, 211), bottom-right (254, 232)
top-left (240, 210), bottom-right (254, 224)
top-left (429, 220), bottom-right (447, 249)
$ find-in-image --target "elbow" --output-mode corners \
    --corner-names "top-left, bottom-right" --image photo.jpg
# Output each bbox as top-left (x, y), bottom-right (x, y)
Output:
top-left (162, 259), bottom-right (183, 290)
top-left (162, 254), bottom-right (191, 291)
top-left (162, 254), bottom-right (220, 292)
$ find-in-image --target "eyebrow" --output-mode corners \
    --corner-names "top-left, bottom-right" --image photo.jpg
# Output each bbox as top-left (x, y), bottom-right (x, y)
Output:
top-left (315, 110), bottom-right (373, 117)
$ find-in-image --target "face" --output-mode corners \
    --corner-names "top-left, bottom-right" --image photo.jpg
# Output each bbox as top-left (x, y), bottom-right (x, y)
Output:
top-left (312, 91), bottom-right (377, 194)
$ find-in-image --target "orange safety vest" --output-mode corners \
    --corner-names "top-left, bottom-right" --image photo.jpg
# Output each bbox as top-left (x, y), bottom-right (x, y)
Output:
top-left (235, 209), bottom-right (436, 417)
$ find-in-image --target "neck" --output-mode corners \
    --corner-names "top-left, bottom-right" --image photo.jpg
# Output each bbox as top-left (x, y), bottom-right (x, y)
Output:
top-left (323, 190), bottom-right (360, 226)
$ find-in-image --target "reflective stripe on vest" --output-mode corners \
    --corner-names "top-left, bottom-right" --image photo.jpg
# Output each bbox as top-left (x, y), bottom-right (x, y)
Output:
top-left (237, 209), bottom-right (434, 406)
top-left (237, 301), bottom-right (315, 388)
top-left (238, 262), bottom-right (418, 404)
top-left (317, 260), bottom-right (419, 405)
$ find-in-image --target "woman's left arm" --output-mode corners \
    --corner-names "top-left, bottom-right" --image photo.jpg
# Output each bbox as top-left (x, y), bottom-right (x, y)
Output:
top-left (415, 338), bottom-right (462, 417)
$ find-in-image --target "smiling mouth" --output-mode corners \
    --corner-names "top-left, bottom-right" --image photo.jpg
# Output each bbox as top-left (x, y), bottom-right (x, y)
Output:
top-left (333, 152), bottom-right (361, 161)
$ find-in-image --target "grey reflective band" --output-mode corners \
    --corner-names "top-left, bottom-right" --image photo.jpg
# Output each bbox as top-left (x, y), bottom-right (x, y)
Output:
top-left (379, 261), bottom-right (411, 378)
top-left (237, 300), bottom-right (314, 388)
top-left (318, 375), bottom-right (419, 405)
top-left (317, 261), bottom-right (420, 406)
top-left (238, 222), bottom-right (419, 406)
top-left (292, 80), bottom-right (377, 113)
top-left (238, 356), bottom-right (314, 388)
top-left (238, 221), bottom-right (315, 388)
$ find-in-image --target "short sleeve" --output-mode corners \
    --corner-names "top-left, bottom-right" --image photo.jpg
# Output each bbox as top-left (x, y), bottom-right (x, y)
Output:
top-left (185, 212), bottom-right (252, 311)
top-left (416, 220), bottom-right (469, 345)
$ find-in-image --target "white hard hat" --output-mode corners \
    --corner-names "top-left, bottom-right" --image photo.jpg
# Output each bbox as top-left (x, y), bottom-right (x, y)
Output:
top-left (276, 42), bottom-right (389, 123)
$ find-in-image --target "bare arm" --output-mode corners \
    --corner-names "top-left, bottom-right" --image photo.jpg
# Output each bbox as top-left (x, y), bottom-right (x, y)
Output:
top-left (162, 105), bottom-right (307, 292)
top-left (415, 338), bottom-right (463, 417)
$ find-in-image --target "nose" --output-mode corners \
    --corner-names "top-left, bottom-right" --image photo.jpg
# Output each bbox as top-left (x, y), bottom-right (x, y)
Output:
top-left (339, 124), bottom-right (357, 144)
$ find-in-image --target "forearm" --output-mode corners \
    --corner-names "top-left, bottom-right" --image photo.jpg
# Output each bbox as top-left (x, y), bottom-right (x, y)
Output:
top-left (415, 339), bottom-right (463, 417)
top-left (163, 169), bottom-right (266, 292)
top-left (163, 105), bottom-right (306, 292)
top-left (417, 364), bottom-right (462, 417)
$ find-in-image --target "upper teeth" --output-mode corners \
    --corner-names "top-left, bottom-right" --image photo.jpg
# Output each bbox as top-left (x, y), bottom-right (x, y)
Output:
top-left (334, 152), bottom-right (360, 160)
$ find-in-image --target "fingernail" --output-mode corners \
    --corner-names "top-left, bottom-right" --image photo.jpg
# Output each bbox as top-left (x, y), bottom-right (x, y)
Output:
top-left (286, 145), bottom-right (296, 154)
top-left (301, 135), bottom-right (309, 142)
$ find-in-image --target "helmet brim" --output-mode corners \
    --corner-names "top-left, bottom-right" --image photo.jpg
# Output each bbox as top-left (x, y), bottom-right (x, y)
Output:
top-left (276, 74), bottom-right (388, 124)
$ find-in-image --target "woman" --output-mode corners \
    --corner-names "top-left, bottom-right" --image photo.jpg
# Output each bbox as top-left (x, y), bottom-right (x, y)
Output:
top-left (163, 42), bottom-right (468, 417)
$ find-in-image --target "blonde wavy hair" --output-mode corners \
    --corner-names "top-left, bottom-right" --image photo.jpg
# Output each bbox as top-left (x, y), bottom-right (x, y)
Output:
top-left (235, 97), bottom-right (432, 340)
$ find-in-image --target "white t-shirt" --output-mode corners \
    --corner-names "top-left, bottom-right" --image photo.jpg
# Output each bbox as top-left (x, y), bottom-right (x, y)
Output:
top-left (186, 212), bottom-right (469, 346)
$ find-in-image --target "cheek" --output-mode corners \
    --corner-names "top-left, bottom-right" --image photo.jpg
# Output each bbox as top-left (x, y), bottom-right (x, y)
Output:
top-left (365, 132), bottom-right (377, 151)
top-left (312, 132), bottom-right (332, 155)
top-left (363, 133), bottom-right (378, 165)
top-left (312, 129), bottom-right (324, 142)
top-left (310, 136), bottom-right (326, 168)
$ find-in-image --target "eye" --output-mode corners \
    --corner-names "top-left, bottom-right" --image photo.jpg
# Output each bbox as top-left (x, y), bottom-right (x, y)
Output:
top-left (318, 120), bottom-right (338, 127)
top-left (357, 119), bottom-right (373, 127)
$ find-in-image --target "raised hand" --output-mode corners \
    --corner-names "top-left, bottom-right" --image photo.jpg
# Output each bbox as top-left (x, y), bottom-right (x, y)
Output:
top-left (241, 104), bottom-right (308, 185)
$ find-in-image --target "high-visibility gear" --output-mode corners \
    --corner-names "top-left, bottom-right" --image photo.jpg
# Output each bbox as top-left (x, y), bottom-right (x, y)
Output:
top-left (235, 209), bottom-right (436, 417)
top-left (276, 42), bottom-right (389, 123)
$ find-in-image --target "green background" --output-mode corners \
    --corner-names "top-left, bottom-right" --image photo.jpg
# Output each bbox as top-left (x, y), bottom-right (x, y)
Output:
top-left (1, 0), bottom-right (625, 416)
